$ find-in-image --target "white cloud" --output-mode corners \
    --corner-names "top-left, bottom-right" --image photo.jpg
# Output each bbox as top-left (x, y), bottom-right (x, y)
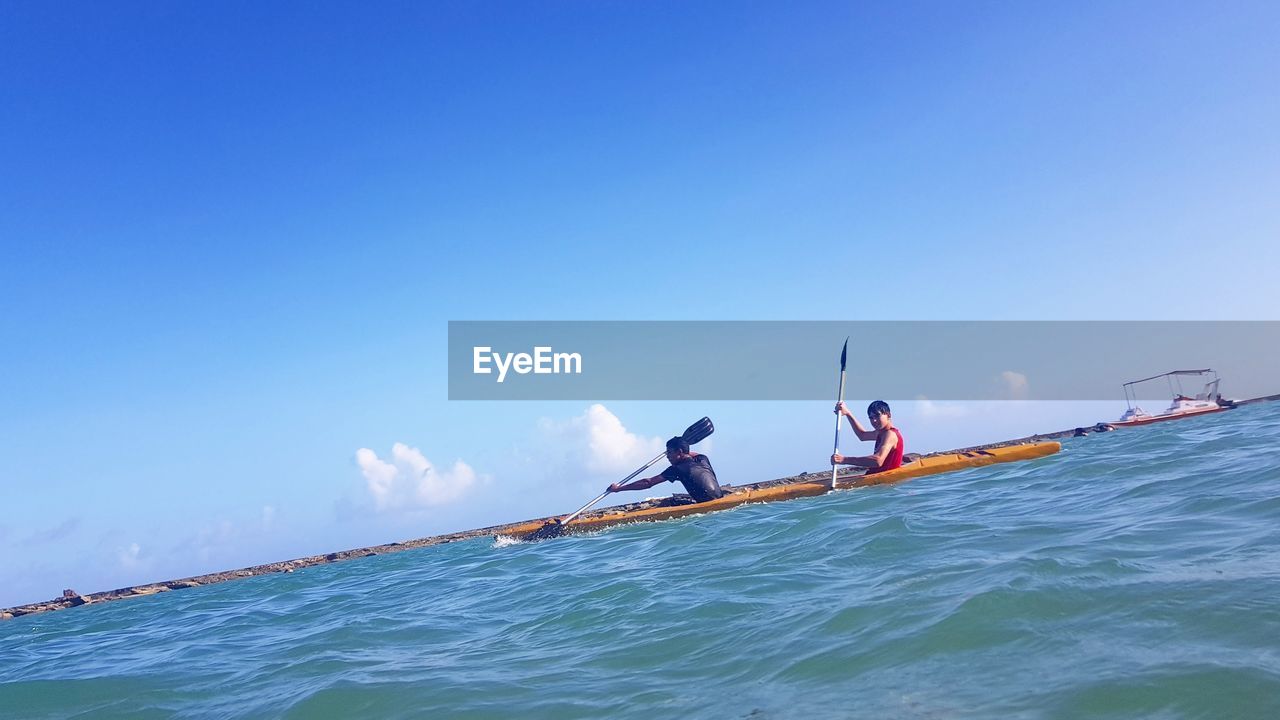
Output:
top-left (344, 406), bottom-right (669, 523)
top-left (1001, 370), bottom-right (1030, 399)
top-left (356, 448), bottom-right (398, 507)
top-left (356, 443), bottom-right (479, 511)
top-left (118, 542), bottom-right (143, 569)
top-left (914, 396), bottom-right (970, 419)
top-left (537, 404), bottom-right (666, 477)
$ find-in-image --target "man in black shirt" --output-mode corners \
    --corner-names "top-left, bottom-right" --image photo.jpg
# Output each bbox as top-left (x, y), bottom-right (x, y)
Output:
top-left (608, 437), bottom-right (724, 503)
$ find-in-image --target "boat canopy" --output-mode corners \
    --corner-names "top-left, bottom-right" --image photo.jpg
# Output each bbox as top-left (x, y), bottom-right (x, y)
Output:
top-left (1121, 369), bottom-right (1221, 409)
top-left (1122, 369), bottom-right (1215, 388)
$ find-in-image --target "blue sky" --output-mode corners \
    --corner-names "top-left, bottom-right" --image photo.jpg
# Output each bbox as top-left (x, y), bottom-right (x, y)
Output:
top-left (2, 1), bottom-right (1278, 608)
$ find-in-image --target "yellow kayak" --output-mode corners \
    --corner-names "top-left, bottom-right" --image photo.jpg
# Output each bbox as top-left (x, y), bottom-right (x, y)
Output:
top-left (504, 441), bottom-right (1061, 540)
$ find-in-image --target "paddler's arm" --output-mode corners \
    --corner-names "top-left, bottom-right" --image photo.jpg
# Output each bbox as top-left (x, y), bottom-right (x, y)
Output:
top-left (831, 431), bottom-right (897, 469)
top-left (835, 402), bottom-right (877, 441)
top-left (831, 453), bottom-right (876, 469)
top-left (608, 475), bottom-right (665, 493)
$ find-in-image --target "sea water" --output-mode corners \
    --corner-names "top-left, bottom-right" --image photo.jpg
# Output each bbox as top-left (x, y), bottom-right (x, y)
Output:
top-left (3, 404), bottom-right (1279, 719)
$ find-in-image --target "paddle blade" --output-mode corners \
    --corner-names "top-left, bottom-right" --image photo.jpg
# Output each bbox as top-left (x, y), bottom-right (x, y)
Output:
top-left (524, 520), bottom-right (567, 542)
top-left (681, 417), bottom-right (714, 445)
top-left (840, 336), bottom-right (848, 371)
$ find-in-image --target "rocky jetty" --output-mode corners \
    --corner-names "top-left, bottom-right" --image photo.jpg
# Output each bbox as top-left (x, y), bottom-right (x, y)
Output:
top-left (0, 527), bottom-right (531, 621)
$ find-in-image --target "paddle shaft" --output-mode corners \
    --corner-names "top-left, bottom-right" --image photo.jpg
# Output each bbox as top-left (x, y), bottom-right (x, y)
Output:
top-left (831, 369), bottom-right (846, 488)
top-left (831, 338), bottom-right (850, 489)
top-left (557, 489), bottom-right (611, 526)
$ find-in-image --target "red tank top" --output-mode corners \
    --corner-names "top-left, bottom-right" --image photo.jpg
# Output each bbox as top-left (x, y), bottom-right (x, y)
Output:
top-left (868, 428), bottom-right (904, 474)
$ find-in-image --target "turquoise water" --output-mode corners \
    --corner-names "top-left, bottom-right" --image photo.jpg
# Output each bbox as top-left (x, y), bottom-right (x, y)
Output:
top-left (3, 404), bottom-right (1280, 719)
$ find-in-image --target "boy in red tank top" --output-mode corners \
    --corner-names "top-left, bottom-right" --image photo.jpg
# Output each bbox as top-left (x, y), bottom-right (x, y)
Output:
top-left (830, 400), bottom-right (905, 474)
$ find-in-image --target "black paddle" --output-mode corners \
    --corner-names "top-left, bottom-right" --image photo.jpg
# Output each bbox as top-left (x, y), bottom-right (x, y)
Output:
top-left (526, 416), bottom-right (715, 541)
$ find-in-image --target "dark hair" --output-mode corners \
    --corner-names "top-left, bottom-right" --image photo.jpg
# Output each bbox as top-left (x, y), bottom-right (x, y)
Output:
top-left (867, 400), bottom-right (891, 417)
top-left (666, 437), bottom-right (690, 453)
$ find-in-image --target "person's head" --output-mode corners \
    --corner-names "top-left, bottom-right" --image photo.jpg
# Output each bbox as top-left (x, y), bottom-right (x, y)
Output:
top-left (665, 436), bottom-right (691, 461)
top-left (866, 400), bottom-right (892, 429)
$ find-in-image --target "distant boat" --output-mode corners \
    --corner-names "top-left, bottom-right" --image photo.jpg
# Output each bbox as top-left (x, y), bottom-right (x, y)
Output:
top-left (1113, 369), bottom-right (1233, 427)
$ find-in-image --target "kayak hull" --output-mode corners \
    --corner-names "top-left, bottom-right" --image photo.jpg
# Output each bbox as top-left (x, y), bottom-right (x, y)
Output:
top-left (504, 441), bottom-right (1061, 540)
top-left (1112, 406), bottom-right (1226, 427)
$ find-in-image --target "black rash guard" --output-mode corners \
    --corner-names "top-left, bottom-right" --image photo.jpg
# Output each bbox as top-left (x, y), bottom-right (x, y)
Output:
top-left (659, 454), bottom-right (724, 503)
